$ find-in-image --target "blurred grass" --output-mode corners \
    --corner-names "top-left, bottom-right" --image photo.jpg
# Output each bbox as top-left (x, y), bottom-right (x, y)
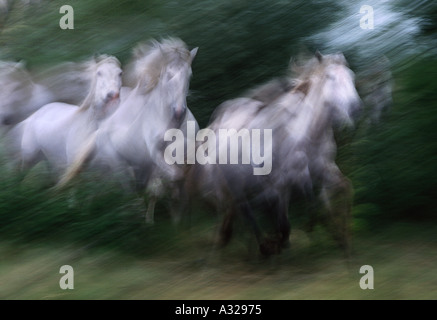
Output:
top-left (0, 157), bottom-right (436, 299)
top-left (0, 222), bottom-right (436, 299)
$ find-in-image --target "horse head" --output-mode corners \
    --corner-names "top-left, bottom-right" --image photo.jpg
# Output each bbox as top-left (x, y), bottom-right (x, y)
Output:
top-left (128, 38), bottom-right (198, 126)
top-left (295, 52), bottom-right (362, 128)
top-left (158, 40), bottom-right (198, 124)
top-left (80, 55), bottom-right (122, 120)
top-left (0, 61), bottom-right (34, 125)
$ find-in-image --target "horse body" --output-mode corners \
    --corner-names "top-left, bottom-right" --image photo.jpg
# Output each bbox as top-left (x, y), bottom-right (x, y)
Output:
top-left (188, 52), bottom-right (361, 255)
top-left (0, 58), bottom-right (102, 129)
top-left (92, 86), bottom-right (156, 181)
top-left (60, 38), bottom-right (198, 223)
top-left (0, 61), bottom-right (55, 127)
top-left (21, 103), bottom-right (84, 171)
top-left (95, 39), bottom-right (198, 177)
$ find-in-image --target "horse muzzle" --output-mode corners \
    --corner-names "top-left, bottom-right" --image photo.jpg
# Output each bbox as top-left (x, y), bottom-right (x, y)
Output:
top-left (173, 104), bottom-right (187, 122)
top-left (350, 99), bottom-right (363, 121)
top-left (106, 91), bottom-right (120, 102)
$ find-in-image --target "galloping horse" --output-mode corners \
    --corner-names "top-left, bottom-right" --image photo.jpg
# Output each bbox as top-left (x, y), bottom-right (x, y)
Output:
top-left (59, 38), bottom-right (198, 223)
top-left (13, 55), bottom-right (122, 177)
top-left (0, 58), bottom-right (102, 130)
top-left (186, 52), bottom-right (361, 256)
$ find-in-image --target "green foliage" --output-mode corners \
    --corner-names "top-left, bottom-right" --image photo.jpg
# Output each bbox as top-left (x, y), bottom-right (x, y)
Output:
top-left (350, 58), bottom-right (437, 222)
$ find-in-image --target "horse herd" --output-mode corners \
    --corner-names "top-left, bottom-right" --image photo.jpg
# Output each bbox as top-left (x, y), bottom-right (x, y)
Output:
top-left (0, 38), bottom-right (366, 257)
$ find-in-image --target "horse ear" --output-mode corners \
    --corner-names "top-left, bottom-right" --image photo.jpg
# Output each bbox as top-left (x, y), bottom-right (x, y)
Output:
top-left (15, 60), bottom-right (26, 69)
top-left (158, 41), bottom-right (165, 55)
top-left (336, 52), bottom-right (347, 64)
top-left (133, 43), bottom-right (146, 59)
top-left (315, 50), bottom-right (323, 63)
top-left (190, 47), bottom-right (198, 62)
top-left (92, 53), bottom-right (101, 64)
top-left (294, 80), bottom-right (311, 96)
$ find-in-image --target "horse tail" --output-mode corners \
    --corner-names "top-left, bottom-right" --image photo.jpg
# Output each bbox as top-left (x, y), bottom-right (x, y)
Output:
top-left (54, 132), bottom-right (97, 190)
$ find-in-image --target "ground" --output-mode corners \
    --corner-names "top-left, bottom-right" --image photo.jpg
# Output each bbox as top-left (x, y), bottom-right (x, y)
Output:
top-left (1, 221), bottom-right (436, 300)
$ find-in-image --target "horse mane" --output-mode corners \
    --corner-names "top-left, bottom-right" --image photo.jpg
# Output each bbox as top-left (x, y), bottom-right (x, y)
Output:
top-left (78, 55), bottom-right (121, 112)
top-left (245, 53), bottom-right (349, 116)
top-left (293, 53), bottom-right (347, 80)
top-left (244, 53), bottom-right (347, 110)
top-left (125, 38), bottom-right (192, 94)
top-left (32, 60), bottom-right (92, 105)
top-left (287, 53), bottom-right (349, 98)
top-left (246, 77), bottom-right (296, 106)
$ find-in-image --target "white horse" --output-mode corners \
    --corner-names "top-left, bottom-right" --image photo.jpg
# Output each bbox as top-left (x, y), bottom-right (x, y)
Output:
top-left (14, 55), bottom-right (122, 176)
top-left (32, 60), bottom-right (95, 106)
top-left (0, 61), bottom-right (55, 128)
top-left (185, 52), bottom-right (361, 256)
top-left (0, 58), bottom-right (102, 130)
top-left (59, 38), bottom-right (198, 223)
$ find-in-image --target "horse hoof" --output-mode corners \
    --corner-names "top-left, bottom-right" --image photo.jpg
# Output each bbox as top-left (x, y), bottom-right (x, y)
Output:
top-left (259, 239), bottom-right (281, 256)
top-left (281, 239), bottom-right (291, 249)
top-left (259, 243), bottom-right (273, 256)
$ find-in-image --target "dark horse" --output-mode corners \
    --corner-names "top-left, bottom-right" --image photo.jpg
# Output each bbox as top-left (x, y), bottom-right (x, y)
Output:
top-left (185, 52), bottom-right (361, 256)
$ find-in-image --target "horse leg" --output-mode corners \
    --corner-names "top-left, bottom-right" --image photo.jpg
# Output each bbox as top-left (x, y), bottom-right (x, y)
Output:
top-left (144, 177), bottom-right (186, 226)
top-left (20, 135), bottom-right (43, 173)
top-left (276, 194), bottom-right (291, 249)
top-left (217, 199), bottom-right (261, 250)
top-left (144, 176), bottom-right (162, 224)
top-left (20, 148), bottom-right (44, 178)
top-left (214, 182), bottom-right (262, 251)
top-left (258, 191), bottom-right (290, 254)
top-left (320, 166), bottom-right (353, 257)
top-left (145, 194), bottom-right (157, 224)
top-left (238, 200), bottom-right (282, 256)
top-left (133, 166), bottom-right (154, 224)
top-left (168, 179), bottom-right (188, 225)
top-left (302, 191), bottom-right (320, 233)
top-left (218, 202), bottom-right (237, 247)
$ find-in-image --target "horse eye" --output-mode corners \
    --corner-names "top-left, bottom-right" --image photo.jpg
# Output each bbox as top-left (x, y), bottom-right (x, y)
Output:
top-left (326, 74), bottom-right (335, 80)
top-left (97, 71), bottom-right (102, 77)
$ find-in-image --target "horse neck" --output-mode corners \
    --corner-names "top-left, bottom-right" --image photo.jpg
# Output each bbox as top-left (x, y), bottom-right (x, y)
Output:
top-left (77, 78), bottom-right (101, 125)
top-left (29, 83), bottom-right (54, 112)
top-left (144, 81), bottom-right (177, 129)
top-left (10, 82), bottom-right (53, 124)
top-left (296, 78), bottom-right (332, 142)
